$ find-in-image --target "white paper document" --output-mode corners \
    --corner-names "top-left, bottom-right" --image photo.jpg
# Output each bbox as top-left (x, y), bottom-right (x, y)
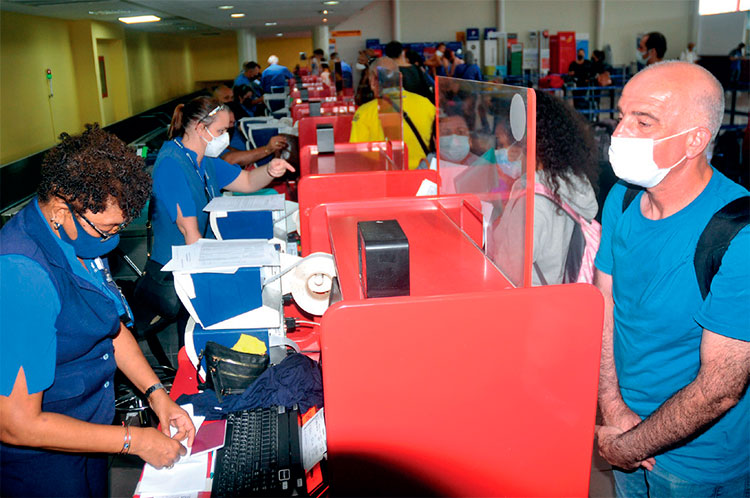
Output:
top-left (162, 239), bottom-right (279, 272)
top-left (416, 179), bottom-right (438, 196)
top-left (203, 194), bottom-right (285, 213)
top-left (301, 408), bottom-right (327, 472)
top-left (138, 404), bottom-right (210, 497)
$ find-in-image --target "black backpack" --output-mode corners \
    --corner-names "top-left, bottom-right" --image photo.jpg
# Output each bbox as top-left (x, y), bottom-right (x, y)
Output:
top-left (622, 188), bottom-right (749, 299)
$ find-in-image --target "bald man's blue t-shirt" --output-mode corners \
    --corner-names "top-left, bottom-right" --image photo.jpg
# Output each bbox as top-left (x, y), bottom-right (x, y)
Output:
top-left (595, 170), bottom-right (749, 483)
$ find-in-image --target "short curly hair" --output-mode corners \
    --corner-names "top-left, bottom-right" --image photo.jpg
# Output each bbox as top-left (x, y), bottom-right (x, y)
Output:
top-left (534, 90), bottom-right (598, 200)
top-left (37, 124), bottom-right (151, 220)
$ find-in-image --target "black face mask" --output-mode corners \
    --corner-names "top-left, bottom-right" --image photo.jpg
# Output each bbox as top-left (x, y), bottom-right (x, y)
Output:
top-left (577, 55), bottom-right (584, 61)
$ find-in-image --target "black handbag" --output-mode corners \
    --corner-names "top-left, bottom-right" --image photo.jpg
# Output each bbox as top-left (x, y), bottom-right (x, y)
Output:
top-left (198, 341), bottom-right (269, 402)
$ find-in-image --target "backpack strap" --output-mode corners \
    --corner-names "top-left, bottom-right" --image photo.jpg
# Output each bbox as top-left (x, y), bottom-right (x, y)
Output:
top-left (534, 182), bottom-right (588, 224)
top-left (622, 186), bottom-right (644, 212)
top-left (694, 195), bottom-right (750, 300)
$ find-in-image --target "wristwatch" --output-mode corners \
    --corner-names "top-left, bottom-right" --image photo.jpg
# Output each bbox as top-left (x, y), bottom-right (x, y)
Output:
top-left (144, 382), bottom-right (166, 399)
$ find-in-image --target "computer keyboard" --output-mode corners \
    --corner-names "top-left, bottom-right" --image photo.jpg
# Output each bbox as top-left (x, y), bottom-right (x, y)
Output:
top-left (212, 406), bottom-right (305, 497)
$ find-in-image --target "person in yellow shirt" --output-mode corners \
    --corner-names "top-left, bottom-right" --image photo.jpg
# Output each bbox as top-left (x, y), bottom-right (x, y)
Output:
top-left (350, 57), bottom-right (435, 169)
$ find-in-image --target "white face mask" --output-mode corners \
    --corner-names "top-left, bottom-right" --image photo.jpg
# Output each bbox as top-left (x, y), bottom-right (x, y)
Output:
top-left (355, 62), bottom-right (367, 71)
top-left (202, 128), bottom-right (230, 157)
top-left (495, 148), bottom-right (524, 178)
top-left (439, 134), bottom-right (470, 163)
top-left (435, 50), bottom-right (444, 57)
top-left (608, 127), bottom-right (697, 188)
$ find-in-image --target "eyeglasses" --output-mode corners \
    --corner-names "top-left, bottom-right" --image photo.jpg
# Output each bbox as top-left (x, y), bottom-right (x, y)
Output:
top-left (202, 104), bottom-right (225, 121)
top-left (57, 196), bottom-right (129, 241)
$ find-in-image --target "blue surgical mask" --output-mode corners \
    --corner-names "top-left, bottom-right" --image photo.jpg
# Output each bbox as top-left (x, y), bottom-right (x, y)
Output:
top-left (439, 134), bottom-right (470, 163)
top-left (495, 147), bottom-right (524, 178)
top-left (58, 206), bottom-right (120, 258)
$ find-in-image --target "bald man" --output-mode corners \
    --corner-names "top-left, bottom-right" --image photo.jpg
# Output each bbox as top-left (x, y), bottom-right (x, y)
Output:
top-left (212, 85), bottom-right (233, 104)
top-left (595, 61), bottom-right (749, 497)
top-left (349, 57), bottom-right (435, 169)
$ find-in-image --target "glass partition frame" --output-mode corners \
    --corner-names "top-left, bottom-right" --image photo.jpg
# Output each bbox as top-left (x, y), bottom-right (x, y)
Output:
top-left (435, 77), bottom-right (536, 288)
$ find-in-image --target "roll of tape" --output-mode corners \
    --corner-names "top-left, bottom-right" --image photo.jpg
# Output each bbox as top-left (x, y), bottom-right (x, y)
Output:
top-left (288, 253), bottom-right (336, 316)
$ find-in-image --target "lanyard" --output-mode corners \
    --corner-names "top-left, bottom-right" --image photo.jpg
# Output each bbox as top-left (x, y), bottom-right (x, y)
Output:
top-left (174, 139), bottom-right (216, 202)
top-left (90, 257), bottom-right (134, 328)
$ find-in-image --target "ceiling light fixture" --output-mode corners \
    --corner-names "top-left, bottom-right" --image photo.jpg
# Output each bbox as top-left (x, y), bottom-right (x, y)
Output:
top-left (322, 9), bottom-right (329, 14)
top-left (230, 13), bottom-right (246, 18)
top-left (322, 1), bottom-right (339, 5)
top-left (265, 21), bottom-right (277, 26)
top-left (322, 18), bottom-right (328, 22)
top-left (276, 33), bottom-right (283, 37)
top-left (118, 15), bottom-right (161, 24)
top-left (217, 5), bottom-right (234, 9)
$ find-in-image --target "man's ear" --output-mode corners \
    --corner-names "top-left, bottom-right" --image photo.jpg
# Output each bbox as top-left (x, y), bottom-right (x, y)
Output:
top-left (686, 127), bottom-right (712, 159)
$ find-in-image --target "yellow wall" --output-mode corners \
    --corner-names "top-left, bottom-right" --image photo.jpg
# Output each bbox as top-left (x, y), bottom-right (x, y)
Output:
top-left (190, 33), bottom-right (239, 84)
top-left (1, 11), bottom-right (236, 164)
top-left (0, 11), bottom-right (82, 163)
top-left (124, 30), bottom-right (195, 115)
top-left (257, 36), bottom-right (313, 72)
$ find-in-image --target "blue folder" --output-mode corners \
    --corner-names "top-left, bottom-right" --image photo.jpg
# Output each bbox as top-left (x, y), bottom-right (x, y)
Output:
top-left (214, 210), bottom-right (274, 240)
top-left (189, 267), bottom-right (263, 327)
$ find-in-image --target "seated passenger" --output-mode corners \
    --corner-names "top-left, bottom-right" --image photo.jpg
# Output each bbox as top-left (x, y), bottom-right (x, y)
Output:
top-left (0, 125), bottom-right (195, 496)
top-left (261, 55), bottom-right (294, 94)
top-left (221, 107), bottom-right (287, 169)
top-left (233, 61), bottom-right (261, 88)
top-left (212, 84), bottom-right (233, 104)
top-left (452, 52), bottom-right (483, 82)
top-left (425, 42), bottom-right (450, 78)
top-left (145, 97), bottom-right (294, 323)
top-left (349, 57), bottom-right (436, 169)
top-left (490, 90), bottom-right (598, 285)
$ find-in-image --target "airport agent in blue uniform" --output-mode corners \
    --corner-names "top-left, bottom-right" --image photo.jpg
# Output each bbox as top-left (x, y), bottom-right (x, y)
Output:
top-left (148, 96), bottom-right (293, 292)
top-left (0, 125), bottom-right (196, 497)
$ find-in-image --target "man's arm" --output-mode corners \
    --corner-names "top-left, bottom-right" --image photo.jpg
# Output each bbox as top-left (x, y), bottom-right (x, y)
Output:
top-left (595, 269), bottom-right (643, 431)
top-left (223, 158), bottom-right (295, 194)
top-left (599, 329), bottom-right (750, 469)
top-left (222, 136), bottom-right (287, 168)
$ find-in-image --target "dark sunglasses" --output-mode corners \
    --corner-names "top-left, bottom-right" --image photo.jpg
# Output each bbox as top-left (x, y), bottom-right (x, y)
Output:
top-left (57, 195), bottom-right (129, 241)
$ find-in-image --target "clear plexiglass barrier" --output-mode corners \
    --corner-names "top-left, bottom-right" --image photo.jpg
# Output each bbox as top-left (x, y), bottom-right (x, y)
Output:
top-left (435, 77), bottom-right (536, 287)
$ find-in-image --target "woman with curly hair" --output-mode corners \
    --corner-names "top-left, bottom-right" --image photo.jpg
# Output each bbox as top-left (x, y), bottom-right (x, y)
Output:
top-left (491, 90), bottom-right (599, 285)
top-left (0, 125), bottom-right (195, 497)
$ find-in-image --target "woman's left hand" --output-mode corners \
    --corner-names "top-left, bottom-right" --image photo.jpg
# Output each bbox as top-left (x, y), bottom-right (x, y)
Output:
top-left (149, 391), bottom-right (196, 447)
top-left (267, 158), bottom-right (296, 178)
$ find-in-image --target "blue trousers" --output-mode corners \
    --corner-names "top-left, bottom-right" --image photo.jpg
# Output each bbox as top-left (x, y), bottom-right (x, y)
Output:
top-left (614, 466), bottom-right (749, 498)
top-left (0, 450), bottom-right (107, 497)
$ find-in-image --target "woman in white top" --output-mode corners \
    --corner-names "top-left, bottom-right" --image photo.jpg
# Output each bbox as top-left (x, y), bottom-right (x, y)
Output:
top-left (491, 90), bottom-right (599, 285)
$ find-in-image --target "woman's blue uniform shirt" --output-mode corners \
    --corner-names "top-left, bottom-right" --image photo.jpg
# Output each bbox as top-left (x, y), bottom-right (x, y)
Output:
top-left (0, 199), bottom-right (126, 396)
top-left (151, 138), bottom-right (241, 265)
top-left (0, 198), bottom-right (126, 496)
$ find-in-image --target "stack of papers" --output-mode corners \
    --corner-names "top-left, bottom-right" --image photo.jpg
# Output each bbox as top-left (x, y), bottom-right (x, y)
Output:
top-left (135, 404), bottom-right (225, 497)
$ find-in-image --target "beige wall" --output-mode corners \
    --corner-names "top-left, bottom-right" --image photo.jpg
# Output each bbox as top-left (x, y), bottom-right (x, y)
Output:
top-left (190, 32), bottom-right (239, 84)
top-left (603, 0), bottom-right (696, 64)
top-left (331, 0), bottom-right (697, 67)
top-left (0, 11), bottom-right (82, 162)
top-left (1, 11), bottom-right (238, 164)
top-left (257, 36), bottom-right (314, 72)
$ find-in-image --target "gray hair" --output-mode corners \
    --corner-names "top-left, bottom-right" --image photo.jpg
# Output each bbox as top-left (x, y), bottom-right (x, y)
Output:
top-left (640, 60), bottom-right (725, 139)
top-left (268, 55), bottom-right (279, 65)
